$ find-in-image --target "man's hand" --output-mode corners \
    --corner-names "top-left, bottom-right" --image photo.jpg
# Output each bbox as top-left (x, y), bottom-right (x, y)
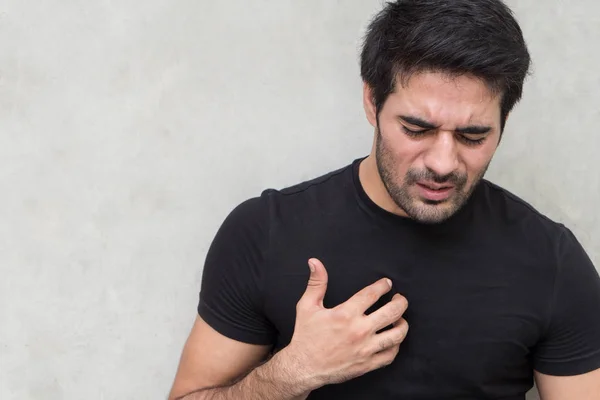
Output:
top-left (280, 257), bottom-right (409, 390)
top-left (171, 258), bottom-right (408, 400)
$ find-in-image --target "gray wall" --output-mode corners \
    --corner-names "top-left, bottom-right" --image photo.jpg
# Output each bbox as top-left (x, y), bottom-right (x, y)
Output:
top-left (1, 1), bottom-right (598, 399)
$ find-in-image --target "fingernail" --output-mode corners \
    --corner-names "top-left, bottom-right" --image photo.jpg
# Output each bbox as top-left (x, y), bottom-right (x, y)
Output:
top-left (308, 260), bottom-right (315, 273)
top-left (386, 278), bottom-right (392, 288)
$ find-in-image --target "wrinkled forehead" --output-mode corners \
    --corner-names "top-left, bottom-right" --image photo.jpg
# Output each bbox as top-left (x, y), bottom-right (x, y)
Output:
top-left (388, 71), bottom-right (502, 128)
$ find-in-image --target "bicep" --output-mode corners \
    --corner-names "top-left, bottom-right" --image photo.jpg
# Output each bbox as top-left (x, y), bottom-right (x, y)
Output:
top-left (169, 315), bottom-right (272, 400)
top-left (535, 368), bottom-right (600, 400)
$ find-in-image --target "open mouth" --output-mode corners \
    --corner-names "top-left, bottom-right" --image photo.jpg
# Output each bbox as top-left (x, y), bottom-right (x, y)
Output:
top-left (421, 184), bottom-right (452, 191)
top-left (416, 183), bottom-right (454, 201)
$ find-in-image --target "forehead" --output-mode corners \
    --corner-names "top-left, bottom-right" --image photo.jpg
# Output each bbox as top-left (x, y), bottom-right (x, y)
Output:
top-left (387, 72), bottom-right (502, 127)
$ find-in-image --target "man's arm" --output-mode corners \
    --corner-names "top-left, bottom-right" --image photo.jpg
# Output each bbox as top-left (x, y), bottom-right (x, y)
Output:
top-left (535, 368), bottom-right (600, 400)
top-left (168, 316), bottom-right (311, 400)
top-left (170, 259), bottom-right (409, 399)
top-left (532, 228), bottom-right (600, 400)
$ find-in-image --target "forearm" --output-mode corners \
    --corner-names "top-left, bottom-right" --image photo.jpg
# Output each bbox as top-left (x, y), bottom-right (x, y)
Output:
top-left (178, 351), bottom-right (313, 400)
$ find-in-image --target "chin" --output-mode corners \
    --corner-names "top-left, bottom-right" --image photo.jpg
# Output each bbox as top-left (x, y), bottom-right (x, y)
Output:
top-left (405, 199), bottom-right (461, 224)
top-left (413, 210), bottom-right (455, 224)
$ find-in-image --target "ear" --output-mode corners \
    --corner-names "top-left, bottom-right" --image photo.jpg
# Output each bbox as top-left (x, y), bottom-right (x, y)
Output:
top-left (362, 82), bottom-right (378, 128)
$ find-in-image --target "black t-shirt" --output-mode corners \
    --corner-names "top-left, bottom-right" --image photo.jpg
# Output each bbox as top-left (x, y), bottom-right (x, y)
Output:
top-left (198, 158), bottom-right (600, 399)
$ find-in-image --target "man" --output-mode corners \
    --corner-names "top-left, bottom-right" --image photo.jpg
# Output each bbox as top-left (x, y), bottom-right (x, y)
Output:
top-left (169, 1), bottom-right (600, 399)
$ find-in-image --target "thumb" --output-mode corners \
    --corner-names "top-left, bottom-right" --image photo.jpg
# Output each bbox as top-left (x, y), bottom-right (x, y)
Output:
top-left (301, 258), bottom-right (329, 307)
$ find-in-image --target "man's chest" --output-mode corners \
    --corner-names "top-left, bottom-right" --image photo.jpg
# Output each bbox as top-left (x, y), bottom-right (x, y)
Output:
top-left (263, 231), bottom-right (550, 397)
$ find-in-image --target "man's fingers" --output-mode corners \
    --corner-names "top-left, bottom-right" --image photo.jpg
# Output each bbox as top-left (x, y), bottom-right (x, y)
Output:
top-left (341, 277), bottom-right (393, 315)
top-left (367, 293), bottom-right (408, 332)
top-left (298, 258), bottom-right (329, 308)
top-left (369, 318), bottom-right (409, 355)
top-left (369, 342), bottom-right (401, 370)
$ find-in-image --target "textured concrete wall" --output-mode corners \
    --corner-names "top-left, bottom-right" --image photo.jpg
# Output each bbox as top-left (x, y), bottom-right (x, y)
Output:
top-left (1, 1), bottom-right (598, 398)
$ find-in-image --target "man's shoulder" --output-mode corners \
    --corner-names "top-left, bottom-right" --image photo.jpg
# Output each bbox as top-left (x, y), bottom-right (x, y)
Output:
top-left (232, 160), bottom-right (358, 225)
top-left (269, 161), bottom-right (354, 196)
top-left (261, 161), bottom-right (356, 211)
top-left (479, 179), bottom-right (567, 238)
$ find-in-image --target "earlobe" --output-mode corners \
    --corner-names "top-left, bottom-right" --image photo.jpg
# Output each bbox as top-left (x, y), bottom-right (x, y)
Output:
top-left (363, 83), bottom-right (378, 128)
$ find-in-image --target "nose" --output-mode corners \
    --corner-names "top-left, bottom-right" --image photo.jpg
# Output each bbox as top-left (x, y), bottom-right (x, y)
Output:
top-left (423, 132), bottom-right (459, 178)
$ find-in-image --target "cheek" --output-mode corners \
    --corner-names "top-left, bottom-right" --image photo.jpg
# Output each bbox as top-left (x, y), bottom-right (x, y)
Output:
top-left (461, 145), bottom-right (496, 177)
top-left (385, 137), bottom-right (424, 175)
top-left (380, 123), bottom-right (424, 164)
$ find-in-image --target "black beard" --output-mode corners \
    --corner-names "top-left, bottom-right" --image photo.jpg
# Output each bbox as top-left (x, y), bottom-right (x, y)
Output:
top-left (375, 128), bottom-right (489, 224)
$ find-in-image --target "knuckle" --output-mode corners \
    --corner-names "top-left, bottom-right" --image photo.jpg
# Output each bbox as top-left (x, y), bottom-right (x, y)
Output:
top-left (390, 305), bottom-right (403, 319)
top-left (395, 295), bottom-right (409, 311)
top-left (395, 320), bottom-right (409, 339)
top-left (331, 307), bottom-right (351, 322)
top-left (378, 338), bottom-right (394, 352)
top-left (378, 311), bottom-right (395, 327)
top-left (364, 287), bottom-right (379, 304)
top-left (357, 346), bottom-right (371, 359)
top-left (382, 304), bottom-right (402, 323)
top-left (395, 330), bottom-right (406, 344)
top-left (350, 324), bottom-right (369, 341)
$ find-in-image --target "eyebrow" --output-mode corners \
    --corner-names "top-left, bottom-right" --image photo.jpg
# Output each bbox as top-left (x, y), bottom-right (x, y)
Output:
top-left (399, 115), bottom-right (492, 135)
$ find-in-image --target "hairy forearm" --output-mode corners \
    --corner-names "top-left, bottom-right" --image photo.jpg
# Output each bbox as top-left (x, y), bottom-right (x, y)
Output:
top-left (178, 351), bottom-right (312, 400)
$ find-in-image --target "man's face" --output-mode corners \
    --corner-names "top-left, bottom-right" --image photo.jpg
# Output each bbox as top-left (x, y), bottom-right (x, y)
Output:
top-left (364, 72), bottom-right (502, 224)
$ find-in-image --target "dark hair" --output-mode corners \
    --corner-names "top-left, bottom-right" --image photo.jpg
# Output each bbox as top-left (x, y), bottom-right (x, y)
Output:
top-left (360, 0), bottom-right (531, 132)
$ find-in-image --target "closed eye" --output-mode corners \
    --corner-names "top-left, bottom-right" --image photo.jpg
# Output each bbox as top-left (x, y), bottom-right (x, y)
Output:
top-left (402, 126), bottom-right (429, 135)
top-left (403, 125), bottom-right (487, 146)
top-left (458, 134), bottom-right (487, 146)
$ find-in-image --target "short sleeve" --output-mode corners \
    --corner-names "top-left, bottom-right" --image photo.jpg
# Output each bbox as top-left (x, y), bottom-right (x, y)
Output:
top-left (197, 194), bottom-right (276, 345)
top-left (533, 226), bottom-right (600, 375)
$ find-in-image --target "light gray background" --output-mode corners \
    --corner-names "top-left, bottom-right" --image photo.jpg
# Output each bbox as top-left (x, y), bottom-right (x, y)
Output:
top-left (1, 1), bottom-right (598, 399)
